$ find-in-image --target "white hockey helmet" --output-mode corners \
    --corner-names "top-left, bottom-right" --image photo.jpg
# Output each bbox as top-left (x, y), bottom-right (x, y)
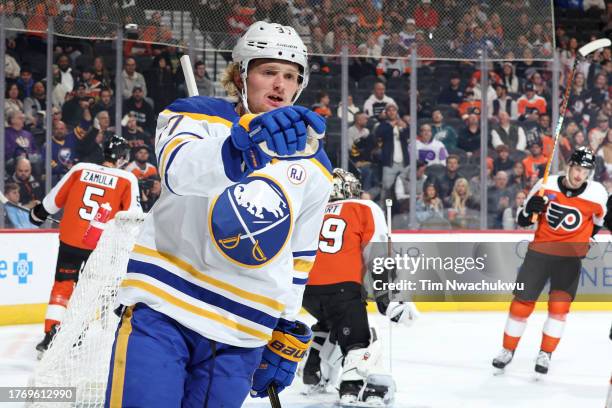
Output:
top-left (330, 168), bottom-right (362, 201)
top-left (232, 21), bottom-right (309, 112)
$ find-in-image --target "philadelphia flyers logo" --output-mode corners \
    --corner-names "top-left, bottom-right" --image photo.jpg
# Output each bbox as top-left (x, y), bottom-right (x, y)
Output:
top-left (546, 202), bottom-right (582, 231)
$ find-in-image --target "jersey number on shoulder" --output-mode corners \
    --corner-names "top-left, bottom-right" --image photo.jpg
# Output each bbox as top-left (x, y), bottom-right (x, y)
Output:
top-left (79, 186), bottom-right (106, 221)
top-left (319, 218), bottom-right (347, 254)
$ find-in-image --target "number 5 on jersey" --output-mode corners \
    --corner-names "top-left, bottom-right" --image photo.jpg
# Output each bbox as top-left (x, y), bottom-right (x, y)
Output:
top-left (79, 185), bottom-right (106, 221)
top-left (318, 217), bottom-right (347, 254)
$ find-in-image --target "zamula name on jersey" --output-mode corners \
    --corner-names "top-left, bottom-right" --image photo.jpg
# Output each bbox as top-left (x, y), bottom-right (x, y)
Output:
top-left (80, 170), bottom-right (118, 189)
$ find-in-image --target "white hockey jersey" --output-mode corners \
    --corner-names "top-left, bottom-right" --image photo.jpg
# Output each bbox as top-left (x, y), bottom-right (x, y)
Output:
top-left (116, 97), bottom-right (333, 348)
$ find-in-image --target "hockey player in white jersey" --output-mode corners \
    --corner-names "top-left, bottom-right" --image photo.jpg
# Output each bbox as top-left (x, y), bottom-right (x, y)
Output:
top-left (302, 169), bottom-right (419, 406)
top-left (105, 22), bottom-right (333, 407)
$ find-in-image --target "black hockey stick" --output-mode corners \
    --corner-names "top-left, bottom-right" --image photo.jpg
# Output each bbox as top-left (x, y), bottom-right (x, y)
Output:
top-left (267, 385), bottom-right (281, 408)
top-left (0, 191), bottom-right (59, 224)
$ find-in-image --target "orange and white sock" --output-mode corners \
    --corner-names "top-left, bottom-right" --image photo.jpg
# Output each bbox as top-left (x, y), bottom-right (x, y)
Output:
top-left (540, 290), bottom-right (572, 353)
top-left (44, 280), bottom-right (75, 333)
top-left (502, 299), bottom-right (535, 351)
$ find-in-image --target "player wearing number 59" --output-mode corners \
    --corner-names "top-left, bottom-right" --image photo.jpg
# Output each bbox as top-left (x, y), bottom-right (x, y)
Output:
top-left (106, 21), bottom-right (332, 408)
top-left (28, 135), bottom-right (140, 357)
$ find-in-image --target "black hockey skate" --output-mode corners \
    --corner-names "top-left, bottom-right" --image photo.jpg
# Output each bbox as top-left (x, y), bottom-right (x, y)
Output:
top-left (339, 380), bottom-right (364, 405)
top-left (36, 324), bottom-right (58, 358)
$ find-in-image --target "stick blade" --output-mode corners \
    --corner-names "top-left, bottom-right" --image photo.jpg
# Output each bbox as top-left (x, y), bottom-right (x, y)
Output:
top-left (578, 38), bottom-right (611, 57)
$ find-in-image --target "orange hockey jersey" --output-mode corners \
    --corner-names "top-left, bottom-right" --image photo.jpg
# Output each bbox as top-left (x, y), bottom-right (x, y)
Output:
top-left (524, 175), bottom-right (608, 256)
top-left (308, 199), bottom-right (388, 286)
top-left (42, 162), bottom-right (141, 249)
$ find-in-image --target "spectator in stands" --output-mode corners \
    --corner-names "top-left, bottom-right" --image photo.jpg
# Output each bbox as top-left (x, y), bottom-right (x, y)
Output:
top-left (4, 51), bottom-right (20, 81)
top-left (5, 109), bottom-right (41, 172)
top-left (122, 114), bottom-right (150, 148)
top-left (415, 124), bottom-right (448, 166)
top-left (91, 88), bottom-right (116, 127)
top-left (79, 68), bottom-right (102, 99)
top-left (3, 1), bottom-right (25, 42)
top-left (289, 0), bottom-right (317, 46)
top-left (11, 157), bottom-right (43, 208)
top-left (92, 56), bottom-right (112, 89)
top-left (146, 55), bottom-right (176, 113)
top-left (23, 81), bottom-right (47, 128)
top-left (394, 159), bottom-right (428, 210)
top-left (139, 175), bottom-right (162, 213)
top-left (363, 82), bottom-right (397, 120)
top-left (444, 177), bottom-right (480, 229)
top-left (517, 82), bottom-right (547, 121)
top-left (522, 139), bottom-right (548, 181)
top-left (76, 111), bottom-right (112, 164)
top-left (16, 65), bottom-right (34, 98)
top-left (458, 89), bottom-right (481, 119)
top-left (347, 112), bottom-right (369, 146)
top-left (588, 114), bottom-right (609, 152)
top-left (124, 86), bottom-right (155, 136)
top-left (487, 170), bottom-right (514, 229)
top-left (500, 62), bottom-right (519, 94)
top-left (122, 57), bottom-right (148, 100)
top-left (528, 70), bottom-right (550, 101)
top-left (431, 109), bottom-right (458, 150)
top-left (126, 146), bottom-right (158, 180)
top-left (62, 84), bottom-right (92, 128)
top-left (56, 54), bottom-right (75, 93)
top-left (337, 95), bottom-right (360, 124)
top-left (508, 161), bottom-right (528, 192)
top-left (75, 0), bottom-right (97, 21)
top-left (492, 144), bottom-right (515, 175)
top-left (416, 183), bottom-right (444, 224)
top-left (437, 154), bottom-right (462, 200)
top-left (3, 182), bottom-right (39, 229)
top-left (597, 129), bottom-right (612, 180)
top-left (437, 72), bottom-right (463, 110)
top-left (457, 112), bottom-right (481, 155)
top-left (502, 190), bottom-right (532, 230)
top-left (193, 60), bottom-right (214, 97)
top-left (413, 0), bottom-right (438, 31)
top-left (489, 83), bottom-right (518, 120)
top-left (377, 104), bottom-right (408, 202)
top-left (49, 120), bottom-right (76, 183)
top-left (491, 111), bottom-right (527, 152)
top-left (399, 18), bottom-right (417, 50)
top-left (311, 91), bottom-right (333, 118)
top-left (5, 83), bottom-right (24, 119)
top-left (586, 73), bottom-right (610, 114)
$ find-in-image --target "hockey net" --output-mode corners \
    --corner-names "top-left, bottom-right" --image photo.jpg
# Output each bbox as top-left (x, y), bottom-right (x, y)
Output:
top-left (31, 211), bottom-right (145, 408)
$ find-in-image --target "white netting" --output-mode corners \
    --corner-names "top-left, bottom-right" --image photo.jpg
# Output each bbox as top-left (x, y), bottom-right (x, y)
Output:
top-left (31, 211), bottom-right (145, 408)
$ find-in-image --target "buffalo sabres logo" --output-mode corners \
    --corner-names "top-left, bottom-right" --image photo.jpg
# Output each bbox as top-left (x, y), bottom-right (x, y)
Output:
top-left (209, 176), bottom-right (292, 267)
top-left (546, 202), bottom-right (581, 231)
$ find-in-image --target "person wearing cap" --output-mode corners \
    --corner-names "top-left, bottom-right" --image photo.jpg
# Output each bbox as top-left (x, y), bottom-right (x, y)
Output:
top-left (491, 111), bottom-right (527, 151)
top-left (457, 112), bottom-right (481, 154)
top-left (414, 0), bottom-right (439, 30)
top-left (124, 86), bottom-right (156, 136)
top-left (488, 82), bottom-right (518, 120)
top-left (517, 82), bottom-right (547, 121)
top-left (79, 67), bottom-right (102, 99)
top-left (61, 83), bottom-right (92, 128)
top-left (399, 18), bottom-right (417, 50)
top-left (105, 21), bottom-right (331, 407)
top-left (458, 88), bottom-right (482, 119)
top-left (437, 72), bottom-right (464, 109)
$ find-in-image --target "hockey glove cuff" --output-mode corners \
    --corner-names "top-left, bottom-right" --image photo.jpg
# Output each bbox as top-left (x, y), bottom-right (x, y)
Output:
top-left (250, 318), bottom-right (312, 398)
top-left (29, 203), bottom-right (49, 226)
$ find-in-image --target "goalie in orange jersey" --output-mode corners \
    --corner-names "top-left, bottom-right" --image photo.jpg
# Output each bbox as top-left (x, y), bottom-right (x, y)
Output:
top-left (492, 147), bottom-right (608, 375)
top-left (29, 135), bottom-right (140, 357)
top-left (301, 169), bottom-right (419, 405)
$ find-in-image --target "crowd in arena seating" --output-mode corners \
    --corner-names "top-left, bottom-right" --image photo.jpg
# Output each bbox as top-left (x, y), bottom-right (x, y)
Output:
top-left (2, 0), bottom-right (611, 230)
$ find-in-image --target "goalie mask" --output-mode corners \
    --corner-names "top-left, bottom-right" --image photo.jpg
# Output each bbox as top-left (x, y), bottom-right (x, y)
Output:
top-left (232, 21), bottom-right (309, 113)
top-left (330, 168), bottom-right (361, 201)
top-left (104, 134), bottom-right (129, 164)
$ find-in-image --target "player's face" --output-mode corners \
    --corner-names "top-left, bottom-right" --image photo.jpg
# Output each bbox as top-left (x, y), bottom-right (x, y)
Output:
top-left (245, 60), bottom-right (301, 113)
top-left (566, 165), bottom-right (590, 188)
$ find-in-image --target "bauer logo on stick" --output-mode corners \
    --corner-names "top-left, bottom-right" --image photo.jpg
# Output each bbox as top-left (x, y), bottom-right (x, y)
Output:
top-left (209, 176), bottom-right (292, 267)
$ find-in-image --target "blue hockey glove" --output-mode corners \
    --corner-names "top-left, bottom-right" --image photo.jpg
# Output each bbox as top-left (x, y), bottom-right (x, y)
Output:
top-left (250, 318), bottom-right (312, 398)
top-left (231, 106), bottom-right (326, 171)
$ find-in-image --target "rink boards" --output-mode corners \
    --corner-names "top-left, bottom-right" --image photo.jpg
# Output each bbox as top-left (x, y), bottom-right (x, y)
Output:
top-left (0, 229), bottom-right (610, 325)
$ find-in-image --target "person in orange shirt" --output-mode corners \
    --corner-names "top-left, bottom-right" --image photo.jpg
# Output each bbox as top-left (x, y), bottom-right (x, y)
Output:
top-left (492, 147), bottom-right (607, 375)
top-left (29, 135), bottom-right (141, 356)
top-left (517, 82), bottom-right (547, 121)
top-left (301, 169), bottom-right (419, 405)
top-left (522, 138), bottom-right (548, 180)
